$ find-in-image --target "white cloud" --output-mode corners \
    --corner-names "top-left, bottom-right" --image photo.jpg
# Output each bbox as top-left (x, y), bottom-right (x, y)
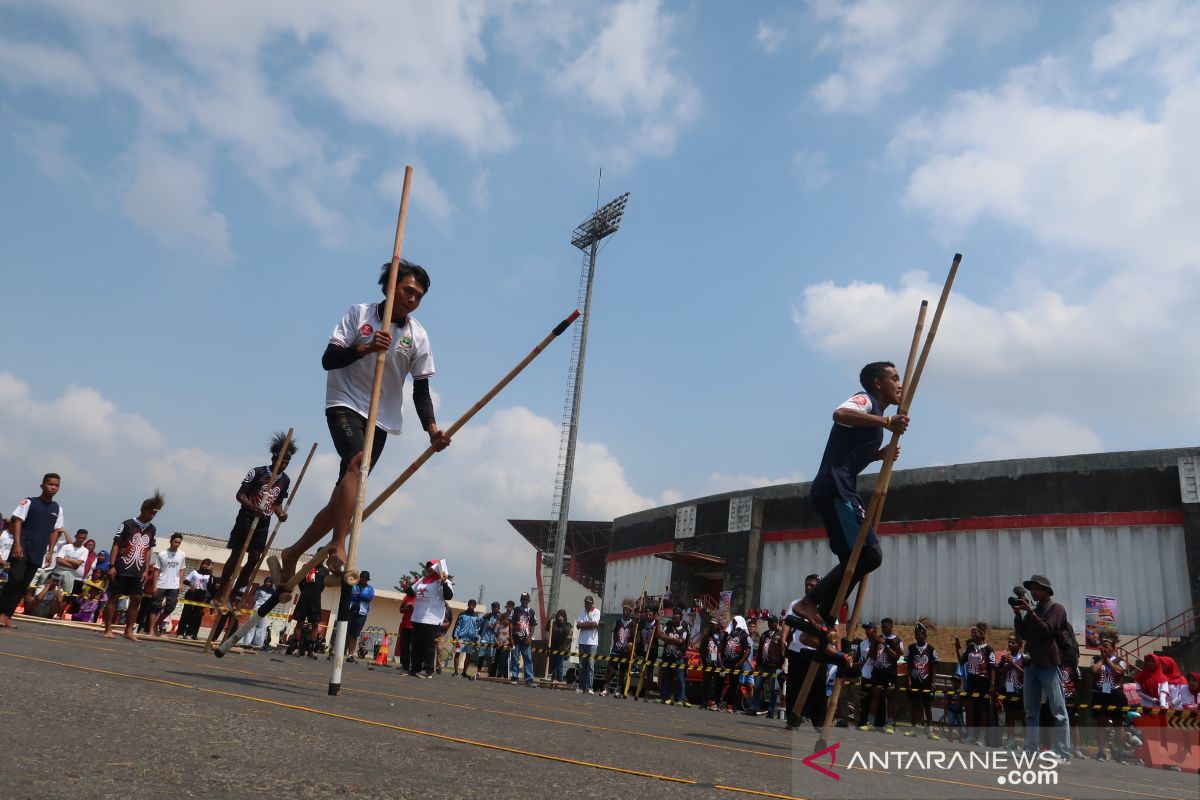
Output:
top-left (551, 0), bottom-right (701, 167)
top-left (7, 114), bottom-right (86, 185)
top-left (755, 21), bottom-right (786, 55)
top-left (792, 148), bottom-right (832, 190)
top-left (379, 164), bottom-right (456, 233)
top-left (0, 36), bottom-right (99, 94)
top-left (971, 415), bottom-right (1103, 461)
top-left (469, 169), bottom-right (490, 210)
top-left (809, 0), bottom-right (1033, 113)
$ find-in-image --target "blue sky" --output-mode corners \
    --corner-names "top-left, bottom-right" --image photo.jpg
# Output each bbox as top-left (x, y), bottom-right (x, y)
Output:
top-left (1, 1), bottom-right (1195, 602)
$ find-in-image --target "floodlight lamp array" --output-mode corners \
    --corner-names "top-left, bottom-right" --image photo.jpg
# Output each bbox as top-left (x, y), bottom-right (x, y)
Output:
top-left (570, 192), bottom-right (630, 250)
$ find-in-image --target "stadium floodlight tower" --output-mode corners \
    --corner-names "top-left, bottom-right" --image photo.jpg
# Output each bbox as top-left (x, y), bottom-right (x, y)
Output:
top-left (545, 191), bottom-right (630, 624)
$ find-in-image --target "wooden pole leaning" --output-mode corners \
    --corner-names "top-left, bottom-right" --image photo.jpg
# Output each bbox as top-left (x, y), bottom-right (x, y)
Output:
top-left (216, 311), bottom-right (583, 660)
top-left (621, 576), bottom-right (649, 696)
top-left (634, 586), bottom-right (669, 699)
top-left (215, 441), bottom-right (317, 648)
top-left (204, 427), bottom-right (293, 653)
top-left (329, 167), bottom-right (415, 695)
top-left (790, 254), bottom-right (960, 727)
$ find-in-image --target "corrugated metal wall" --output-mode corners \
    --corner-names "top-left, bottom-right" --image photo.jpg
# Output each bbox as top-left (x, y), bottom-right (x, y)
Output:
top-left (759, 524), bottom-right (1189, 633)
top-left (602, 554), bottom-right (672, 615)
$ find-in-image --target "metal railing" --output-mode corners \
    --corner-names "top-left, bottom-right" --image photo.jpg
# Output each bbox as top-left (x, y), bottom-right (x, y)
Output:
top-left (1118, 603), bottom-right (1200, 663)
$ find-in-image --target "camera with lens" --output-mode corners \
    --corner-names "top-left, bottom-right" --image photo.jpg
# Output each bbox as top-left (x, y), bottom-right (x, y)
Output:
top-left (1006, 585), bottom-right (1029, 608)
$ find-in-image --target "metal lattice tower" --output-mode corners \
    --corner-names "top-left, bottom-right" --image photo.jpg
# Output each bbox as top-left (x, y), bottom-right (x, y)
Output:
top-left (545, 192), bottom-right (630, 621)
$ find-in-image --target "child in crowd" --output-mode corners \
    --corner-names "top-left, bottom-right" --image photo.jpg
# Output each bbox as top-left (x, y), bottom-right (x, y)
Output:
top-left (956, 623), bottom-right (995, 745)
top-left (1090, 636), bottom-right (1128, 761)
top-left (945, 675), bottom-right (966, 742)
top-left (996, 635), bottom-right (1026, 750)
top-left (905, 622), bottom-right (939, 739)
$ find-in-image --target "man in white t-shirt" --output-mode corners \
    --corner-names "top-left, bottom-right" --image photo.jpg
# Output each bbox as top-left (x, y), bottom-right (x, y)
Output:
top-left (273, 262), bottom-right (451, 583)
top-left (148, 533), bottom-right (186, 637)
top-left (575, 595), bottom-right (602, 695)
top-left (47, 529), bottom-right (89, 594)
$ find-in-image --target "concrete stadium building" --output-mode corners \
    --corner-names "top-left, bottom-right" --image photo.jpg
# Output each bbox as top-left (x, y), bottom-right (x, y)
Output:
top-left (599, 448), bottom-right (1199, 637)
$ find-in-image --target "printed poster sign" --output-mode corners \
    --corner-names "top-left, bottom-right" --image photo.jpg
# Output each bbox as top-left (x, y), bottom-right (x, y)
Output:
top-left (1084, 594), bottom-right (1118, 647)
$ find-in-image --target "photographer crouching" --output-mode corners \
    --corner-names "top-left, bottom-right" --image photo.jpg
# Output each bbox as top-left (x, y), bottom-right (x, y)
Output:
top-left (1011, 574), bottom-right (1071, 764)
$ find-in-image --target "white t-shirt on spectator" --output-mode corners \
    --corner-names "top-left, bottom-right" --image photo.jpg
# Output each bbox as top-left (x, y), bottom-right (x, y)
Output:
top-left (325, 304), bottom-right (435, 434)
top-left (55, 542), bottom-right (89, 578)
top-left (0, 530), bottom-right (12, 562)
top-left (858, 640), bottom-right (874, 680)
top-left (155, 549), bottom-right (187, 590)
top-left (785, 597), bottom-right (814, 654)
top-left (576, 608), bottom-right (601, 647)
top-left (412, 575), bottom-right (452, 626)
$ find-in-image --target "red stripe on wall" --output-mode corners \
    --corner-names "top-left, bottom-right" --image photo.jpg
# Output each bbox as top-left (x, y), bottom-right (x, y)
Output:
top-left (605, 542), bottom-right (675, 563)
top-left (759, 510), bottom-right (1184, 544)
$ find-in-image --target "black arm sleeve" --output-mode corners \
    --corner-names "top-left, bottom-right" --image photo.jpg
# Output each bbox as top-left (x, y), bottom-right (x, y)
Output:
top-left (322, 343), bottom-right (363, 371)
top-left (413, 378), bottom-right (436, 430)
top-left (442, 582), bottom-right (454, 601)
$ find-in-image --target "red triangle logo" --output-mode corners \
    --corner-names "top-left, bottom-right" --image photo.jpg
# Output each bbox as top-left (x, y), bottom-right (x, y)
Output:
top-left (802, 741), bottom-right (840, 780)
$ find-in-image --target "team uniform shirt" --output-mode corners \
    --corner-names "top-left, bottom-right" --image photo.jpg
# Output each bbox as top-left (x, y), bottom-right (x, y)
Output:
top-left (232, 466), bottom-right (291, 538)
top-left (635, 619), bottom-right (658, 657)
top-left (758, 628), bottom-right (783, 669)
top-left (1092, 655), bottom-right (1129, 694)
top-left (701, 631), bottom-right (723, 666)
top-left (907, 642), bottom-right (938, 687)
top-left (810, 392), bottom-right (885, 506)
top-left (661, 620), bottom-right (690, 661)
top-left (10, 497), bottom-right (65, 564)
top-left (610, 616), bottom-right (636, 655)
top-left (510, 605), bottom-right (536, 645)
top-left (576, 607), bottom-right (601, 648)
top-left (349, 584), bottom-right (375, 617)
top-left (112, 518), bottom-right (156, 578)
top-left (874, 633), bottom-right (903, 673)
top-left (722, 628), bottom-right (750, 668)
top-left (154, 549), bottom-right (187, 590)
top-left (1059, 666), bottom-right (1078, 701)
top-left (960, 642), bottom-right (996, 681)
top-left (326, 304), bottom-right (435, 434)
top-left (410, 575), bottom-right (454, 626)
top-left (999, 651), bottom-right (1027, 694)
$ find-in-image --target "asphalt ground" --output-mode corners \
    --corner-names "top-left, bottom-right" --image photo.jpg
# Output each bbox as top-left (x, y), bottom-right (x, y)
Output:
top-left (1, 619), bottom-right (1196, 800)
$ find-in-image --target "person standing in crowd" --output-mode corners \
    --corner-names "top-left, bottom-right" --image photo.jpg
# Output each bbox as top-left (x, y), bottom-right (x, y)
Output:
top-left (599, 602), bottom-right (636, 697)
top-left (861, 617), bottom-right (902, 733)
top-left (788, 363), bottom-right (908, 661)
top-left (272, 262), bottom-right (450, 585)
top-left (492, 604), bottom-right (513, 680)
top-left (996, 634), bottom-right (1027, 749)
top-left (751, 614), bottom-right (784, 717)
top-left (478, 601), bottom-right (499, 677)
top-left (102, 492), bottom-right (163, 641)
top-left (135, 561), bottom-right (161, 633)
top-left (904, 622), bottom-right (940, 740)
top-left (222, 434), bottom-right (294, 601)
top-left (404, 560), bottom-right (453, 678)
top-left (0, 474), bottom-right (65, 628)
top-left (147, 533), bottom-right (186, 637)
top-left (955, 623), bottom-right (995, 745)
top-left (49, 529), bottom-right (88, 595)
top-left (631, 604), bottom-right (660, 701)
top-left (545, 608), bottom-right (572, 683)
top-left (452, 598), bottom-right (482, 677)
top-left (0, 517), bottom-right (13, 580)
top-left (238, 577), bottom-right (275, 649)
top-left (783, 573), bottom-right (828, 728)
top-left (177, 558), bottom-right (214, 639)
top-left (509, 592), bottom-right (537, 687)
top-left (657, 606), bottom-right (691, 707)
top-left (344, 571), bottom-right (375, 661)
top-left (1012, 574), bottom-right (1071, 763)
top-left (294, 565), bottom-right (329, 659)
top-left (721, 616), bottom-right (752, 713)
top-left (1091, 636), bottom-right (1128, 761)
top-left (700, 616), bottom-right (724, 711)
top-left (397, 589), bottom-right (416, 673)
top-left (575, 595), bottom-right (600, 693)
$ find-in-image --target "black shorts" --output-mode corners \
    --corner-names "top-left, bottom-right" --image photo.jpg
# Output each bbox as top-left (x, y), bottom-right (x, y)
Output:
top-left (1091, 691), bottom-right (1124, 723)
top-left (227, 517), bottom-right (270, 553)
top-left (869, 668), bottom-right (896, 688)
top-left (965, 674), bottom-right (991, 696)
top-left (1003, 694), bottom-right (1024, 715)
top-left (109, 574), bottom-right (143, 599)
top-left (326, 406), bottom-right (387, 481)
top-left (909, 679), bottom-right (933, 698)
top-left (294, 601), bottom-right (321, 626)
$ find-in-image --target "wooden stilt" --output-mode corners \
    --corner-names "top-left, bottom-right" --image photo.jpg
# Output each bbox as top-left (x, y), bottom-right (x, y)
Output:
top-left (621, 577), bottom-right (649, 696)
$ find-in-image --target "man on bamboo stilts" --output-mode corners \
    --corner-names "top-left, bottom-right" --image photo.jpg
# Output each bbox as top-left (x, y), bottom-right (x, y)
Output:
top-left (273, 261), bottom-right (451, 584)
top-left (220, 432), bottom-right (294, 601)
top-left (786, 362), bottom-right (909, 663)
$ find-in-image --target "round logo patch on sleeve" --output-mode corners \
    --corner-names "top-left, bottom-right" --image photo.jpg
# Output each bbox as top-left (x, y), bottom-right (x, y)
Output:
top-left (359, 323), bottom-right (374, 337)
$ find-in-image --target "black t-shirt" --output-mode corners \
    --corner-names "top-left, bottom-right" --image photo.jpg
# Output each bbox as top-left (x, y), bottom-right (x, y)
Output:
top-left (960, 642), bottom-right (995, 679)
top-left (113, 519), bottom-right (156, 578)
top-left (722, 628), bottom-right (749, 667)
top-left (297, 566), bottom-right (328, 607)
top-left (907, 642), bottom-right (938, 685)
top-left (610, 617), bottom-right (635, 654)
top-left (233, 466), bottom-right (291, 535)
top-left (636, 619), bottom-right (658, 657)
top-left (661, 620), bottom-right (689, 661)
top-left (758, 629), bottom-right (783, 668)
top-left (512, 606), bottom-right (536, 644)
top-left (702, 631), bottom-right (723, 665)
top-left (811, 392), bottom-right (884, 506)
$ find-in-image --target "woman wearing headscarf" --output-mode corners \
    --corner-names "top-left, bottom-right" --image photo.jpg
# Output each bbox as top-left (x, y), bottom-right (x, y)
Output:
top-left (1135, 654), bottom-right (1170, 708)
top-left (1159, 656), bottom-right (1189, 708)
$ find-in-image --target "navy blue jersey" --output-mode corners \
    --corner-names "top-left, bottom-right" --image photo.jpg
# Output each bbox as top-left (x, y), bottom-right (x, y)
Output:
top-left (11, 496), bottom-right (63, 563)
top-left (232, 465), bottom-right (291, 536)
top-left (811, 391), bottom-right (884, 505)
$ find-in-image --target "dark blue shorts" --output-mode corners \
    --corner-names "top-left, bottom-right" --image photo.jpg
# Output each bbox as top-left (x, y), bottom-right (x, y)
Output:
top-left (814, 496), bottom-right (878, 560)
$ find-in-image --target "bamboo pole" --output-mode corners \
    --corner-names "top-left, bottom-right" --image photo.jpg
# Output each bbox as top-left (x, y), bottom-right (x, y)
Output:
top-left (633, 586), bottom-right (668, 699)
top-left (621, 576), bottom-right (649, 696)
top-left (218, 311), bottom-right (582, 660)
top-left (790, 254), bottom-right (960, 725)
top-left (204, 428), bottom-right (293, 653)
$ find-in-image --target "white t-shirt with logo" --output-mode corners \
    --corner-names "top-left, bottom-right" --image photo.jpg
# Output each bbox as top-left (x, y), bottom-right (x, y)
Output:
top-left (325, 304), bottom-right (435, 434)
top-left (0, 530), bottom-right (12, 562)
top-left (412, 575), bottom-right (452, 626)
top-left (576, 607), bottom-right (601, 647)
top-left (55, 542), bottom-right (90, 578)
top-left (155, 549), bottom-right (187, 590)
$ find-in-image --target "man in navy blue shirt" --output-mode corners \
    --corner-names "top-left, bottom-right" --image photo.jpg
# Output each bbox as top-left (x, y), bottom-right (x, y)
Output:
top-left (0, 473), bottom-right (65, 628)
top-left (787, 362), bottom-right (908, 661)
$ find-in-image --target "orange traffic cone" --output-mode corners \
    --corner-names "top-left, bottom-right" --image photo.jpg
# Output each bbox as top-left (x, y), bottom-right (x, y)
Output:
top-left (374, 633), bottom-right (390, 666)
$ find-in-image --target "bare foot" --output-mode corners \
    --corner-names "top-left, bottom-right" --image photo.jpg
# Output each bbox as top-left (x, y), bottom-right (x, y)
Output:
top-left (325, 543), bottom-right (347, 573)
top-left (124, 631), bottom-right (140, 642)
top-left (104, 631), bottom-right (116, 639)
top-left (275, 547), bottom-right (298, 585)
